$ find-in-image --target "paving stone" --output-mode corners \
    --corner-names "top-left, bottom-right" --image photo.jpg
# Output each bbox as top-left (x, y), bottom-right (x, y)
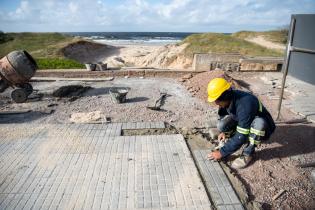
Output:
top-left (193, 150), bottom-right (244, 210)
top-left (0, 124), bottom-right (211, 210)
top-left (282, 75), bottom-right (315, 123)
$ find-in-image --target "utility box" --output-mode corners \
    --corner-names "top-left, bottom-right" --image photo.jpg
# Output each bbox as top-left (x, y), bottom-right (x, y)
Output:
top-left (285, 14), bottom-right (315, 85)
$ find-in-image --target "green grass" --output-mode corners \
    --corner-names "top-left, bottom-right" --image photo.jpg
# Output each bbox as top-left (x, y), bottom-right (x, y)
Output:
top-left (36, 58), bottom-right (85, 69)
top-left (0, 32), bottom-right (85, 69)
top-left (232, 29), bottom-right (288, 44)
top-left (0, 32), bottom-right (76, 58)
top-left (182, 33), bottom-right (283, 57)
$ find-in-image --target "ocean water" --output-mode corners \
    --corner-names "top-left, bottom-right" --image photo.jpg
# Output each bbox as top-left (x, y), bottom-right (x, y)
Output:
top-left (64, 32), bottom-right (197, 45)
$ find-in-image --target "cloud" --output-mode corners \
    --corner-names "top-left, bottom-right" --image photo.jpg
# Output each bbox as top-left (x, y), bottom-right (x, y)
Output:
top-left (4, 0), bottom-right (39, 22)
top-left (68, 2), bottom-right (78, 14)
top-left (0, 0), bottom-right (314, 32)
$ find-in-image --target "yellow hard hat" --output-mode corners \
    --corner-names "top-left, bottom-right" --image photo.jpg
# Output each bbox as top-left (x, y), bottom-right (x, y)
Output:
top-left (207, 78), bottom-right (231, 102)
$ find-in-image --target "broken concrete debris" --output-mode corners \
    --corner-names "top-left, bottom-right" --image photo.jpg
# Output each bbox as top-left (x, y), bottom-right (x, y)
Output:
top-left (69, 111), bottom-right (105, 123)
top-left (52, 85), bottom-right (92, 98)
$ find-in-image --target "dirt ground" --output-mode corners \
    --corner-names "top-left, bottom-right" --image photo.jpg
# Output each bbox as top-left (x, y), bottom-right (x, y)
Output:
top-left (0, 71), bottom-right (314, 210)
top-left (228, 72), bottom-right (315, 210)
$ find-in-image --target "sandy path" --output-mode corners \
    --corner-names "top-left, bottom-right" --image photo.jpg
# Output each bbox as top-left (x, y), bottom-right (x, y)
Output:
top-left (246, 36), bottom-right (285, 50)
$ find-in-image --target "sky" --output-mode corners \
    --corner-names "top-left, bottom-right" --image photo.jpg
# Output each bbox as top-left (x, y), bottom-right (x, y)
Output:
top-left (0, 0), bottom-right (314, 32)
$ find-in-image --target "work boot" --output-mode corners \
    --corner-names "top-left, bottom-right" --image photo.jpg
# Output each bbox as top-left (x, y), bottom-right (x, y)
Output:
top-left (231, 155), bottom-right (253, 169)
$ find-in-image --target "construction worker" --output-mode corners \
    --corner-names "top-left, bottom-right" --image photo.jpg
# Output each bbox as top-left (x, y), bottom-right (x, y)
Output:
top-left (207, 78), bottom-right (276, 169)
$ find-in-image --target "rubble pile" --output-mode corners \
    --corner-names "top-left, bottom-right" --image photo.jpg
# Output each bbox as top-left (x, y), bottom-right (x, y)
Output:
top-left (179, 69), bottom-right (241, 102)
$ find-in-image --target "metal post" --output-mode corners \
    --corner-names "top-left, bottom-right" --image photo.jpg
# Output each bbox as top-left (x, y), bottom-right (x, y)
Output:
top-left (276, 17), bottom-right (296, 120)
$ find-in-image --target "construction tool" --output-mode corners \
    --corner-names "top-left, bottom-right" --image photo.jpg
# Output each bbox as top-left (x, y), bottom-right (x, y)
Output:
top-left (147, 92), bottom-right (171, 111)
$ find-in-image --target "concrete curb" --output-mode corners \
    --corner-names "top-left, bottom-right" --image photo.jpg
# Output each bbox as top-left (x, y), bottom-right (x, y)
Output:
top-left (34, 69), bottom-right (204, 79)
top-left (192, 150), bottom-right (244, 210)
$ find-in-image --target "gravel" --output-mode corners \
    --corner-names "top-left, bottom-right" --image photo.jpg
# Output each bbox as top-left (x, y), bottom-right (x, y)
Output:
top-left (0, 77), bottom-right (216, 128)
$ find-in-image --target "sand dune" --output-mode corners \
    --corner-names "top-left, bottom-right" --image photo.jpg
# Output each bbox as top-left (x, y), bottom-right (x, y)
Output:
top-left (62, 40), bottom-right (192, 70)
top-left (62, 40), bottom-right (119, 63)
top-left (102, 43), bottom-right (192, 70)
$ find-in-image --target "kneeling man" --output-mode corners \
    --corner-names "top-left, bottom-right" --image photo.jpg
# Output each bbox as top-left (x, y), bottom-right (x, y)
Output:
top-left (207, 78), bottom-right (276, 169)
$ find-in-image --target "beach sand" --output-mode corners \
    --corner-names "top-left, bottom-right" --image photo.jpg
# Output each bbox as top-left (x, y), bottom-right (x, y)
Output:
top-left (62, 39), bottom-right (192, 70)
top-left (100, 44), bottom-right (159, 67)
top-left (97, 42), bottom-right (192, 70)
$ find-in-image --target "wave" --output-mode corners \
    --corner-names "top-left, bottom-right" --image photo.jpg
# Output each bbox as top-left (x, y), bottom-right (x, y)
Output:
top-left (92, 38), bottom-right (182, 45)
top-left (65, 32), bottom-right (196, 45)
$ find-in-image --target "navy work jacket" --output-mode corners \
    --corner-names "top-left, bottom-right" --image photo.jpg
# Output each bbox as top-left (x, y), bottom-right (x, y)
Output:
top-left (218, 90), bottom-right (276, 157)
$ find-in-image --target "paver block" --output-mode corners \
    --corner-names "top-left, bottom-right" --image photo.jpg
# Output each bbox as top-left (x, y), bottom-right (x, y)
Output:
top-left (193, 150), bottom-right (244, 210)
top-left (0, 124), bottom-right (210, 210)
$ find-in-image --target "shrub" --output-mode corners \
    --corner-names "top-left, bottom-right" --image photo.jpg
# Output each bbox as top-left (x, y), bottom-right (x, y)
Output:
top-left (35, 58), bottom-right (85, 69)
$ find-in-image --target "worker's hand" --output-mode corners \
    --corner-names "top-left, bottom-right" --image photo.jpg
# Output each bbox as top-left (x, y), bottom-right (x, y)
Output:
top-left (207, 150), bottom-right (222, 160)
top-left (218, 132), bottom-right (226, 141)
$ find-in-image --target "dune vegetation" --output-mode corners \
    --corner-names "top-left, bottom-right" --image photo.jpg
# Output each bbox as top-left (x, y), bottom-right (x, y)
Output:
top-left (0, 32), bottom-right (84, 69)
top-left (182, 32), bottom-right (285, 57)
top-left (232, 29), bottom-right (288, 44)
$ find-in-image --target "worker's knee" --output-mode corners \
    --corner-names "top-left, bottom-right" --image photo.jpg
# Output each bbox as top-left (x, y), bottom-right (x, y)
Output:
top-left (251, 117), bottom-right (267, 131)
top-left (249, 117), bottom-right (268, 142)
top-left (217, 115), bottom-right (237, 133)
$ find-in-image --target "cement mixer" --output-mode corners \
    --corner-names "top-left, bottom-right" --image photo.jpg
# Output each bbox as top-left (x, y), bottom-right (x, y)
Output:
top-left (0, 50), bottom-right (38, 103)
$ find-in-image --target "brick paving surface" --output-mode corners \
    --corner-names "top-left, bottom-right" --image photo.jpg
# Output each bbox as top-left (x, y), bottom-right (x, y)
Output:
top-left (193, 150), bottom-right (244, 210)
top-left (0, 123), bottom-right (212, 210)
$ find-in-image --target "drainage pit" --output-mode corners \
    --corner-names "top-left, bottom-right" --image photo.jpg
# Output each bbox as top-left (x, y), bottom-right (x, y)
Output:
top-left (122, 123), bottom-right (178, 136)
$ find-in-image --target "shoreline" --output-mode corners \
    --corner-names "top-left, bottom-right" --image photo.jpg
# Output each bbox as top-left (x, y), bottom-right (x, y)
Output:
top-left (91, 39), bottom-right (181, 46)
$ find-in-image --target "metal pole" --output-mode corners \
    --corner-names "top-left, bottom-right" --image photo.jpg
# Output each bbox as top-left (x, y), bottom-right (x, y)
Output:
top-left (276, 17), bottom-right (296, 120)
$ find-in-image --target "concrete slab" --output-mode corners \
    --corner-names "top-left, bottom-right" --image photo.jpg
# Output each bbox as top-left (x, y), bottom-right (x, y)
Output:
top-left (0, 124), bottom-right (211, 210)
top-left (193, 150), bottom-right (244, 210)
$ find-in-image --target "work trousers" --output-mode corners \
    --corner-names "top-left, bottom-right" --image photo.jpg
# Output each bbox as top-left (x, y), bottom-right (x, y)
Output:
top-left (217, 115), bottom-right (271, 156)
